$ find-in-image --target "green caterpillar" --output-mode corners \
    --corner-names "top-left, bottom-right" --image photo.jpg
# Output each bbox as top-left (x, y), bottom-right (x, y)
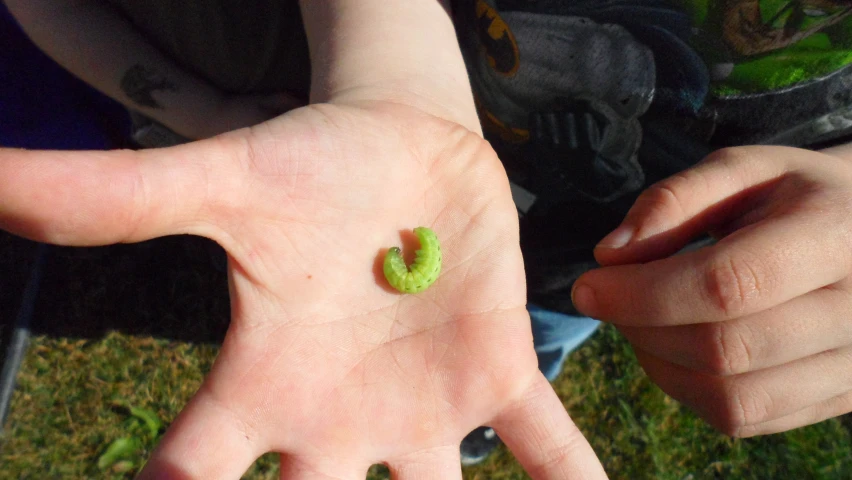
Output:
top-left (383, 227), bottom-right (441, 293)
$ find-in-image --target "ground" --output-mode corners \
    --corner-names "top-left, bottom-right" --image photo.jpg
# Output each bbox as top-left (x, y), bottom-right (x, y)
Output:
top-left (1, 232), bottom-right (850, 479)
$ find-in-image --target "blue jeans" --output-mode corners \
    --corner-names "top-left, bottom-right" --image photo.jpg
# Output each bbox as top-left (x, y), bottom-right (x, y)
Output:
top-left (529, 304), bottom-right (601, 381)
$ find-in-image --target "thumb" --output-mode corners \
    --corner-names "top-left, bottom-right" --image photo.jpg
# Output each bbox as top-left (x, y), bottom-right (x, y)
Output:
top-left (593, 147), bottom-right (789, 266)
top-left (0, 141), bottom-right (224, 246)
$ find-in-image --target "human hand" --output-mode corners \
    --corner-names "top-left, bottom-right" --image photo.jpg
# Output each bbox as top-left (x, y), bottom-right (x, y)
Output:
top-left (0, 100), bottom-right (606, 479)
top-left (572, 145), bottom-right (852, 437)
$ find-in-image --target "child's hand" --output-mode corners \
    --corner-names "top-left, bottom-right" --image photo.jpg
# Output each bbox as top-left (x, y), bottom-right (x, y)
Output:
top-left (0, 101), bottom-right (606, 479)
top-left (573, 145), bottom-right (852, 437)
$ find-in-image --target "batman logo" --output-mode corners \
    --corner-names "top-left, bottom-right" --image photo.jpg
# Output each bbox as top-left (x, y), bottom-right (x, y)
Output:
top-left (475, 0), bottom-right (520, 76)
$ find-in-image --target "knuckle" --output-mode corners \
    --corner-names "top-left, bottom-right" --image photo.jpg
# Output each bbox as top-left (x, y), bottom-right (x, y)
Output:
top-left (530, 438), bottom-right (586, 477)
top-left (702, 146), bottom-right (752, 170)
top-left (715, 382), bottom-right (774, 436)
top-left (702, 322), bottom-right (754, 375)
top-left (639, 146), bottom-right (753, 219)
top-left (638, 173), bottom-right (693, 220)
top-left (703, 252), bottom-right (767, 318)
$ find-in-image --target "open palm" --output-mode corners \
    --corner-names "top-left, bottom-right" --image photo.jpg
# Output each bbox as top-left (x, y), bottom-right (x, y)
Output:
top-left (0, 101), bottom-right (605, 479)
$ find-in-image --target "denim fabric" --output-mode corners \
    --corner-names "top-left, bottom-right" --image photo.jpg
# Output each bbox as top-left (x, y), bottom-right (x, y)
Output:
top-left (529, 304), bottom-right (601, 381)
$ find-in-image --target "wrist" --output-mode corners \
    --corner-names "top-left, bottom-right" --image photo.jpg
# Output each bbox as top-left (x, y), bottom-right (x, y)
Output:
top-left (299, 0), bottom-right (480, 133)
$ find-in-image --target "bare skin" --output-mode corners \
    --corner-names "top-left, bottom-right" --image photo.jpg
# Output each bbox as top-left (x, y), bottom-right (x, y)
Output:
top-left (574, 145), bottom-right (852, 438)
top-left (0, 97), bottom-right (607, 479)
top-left (2, 0), bottom-right (610, 477)
top-left (5, 0), bottom-right (302, 140)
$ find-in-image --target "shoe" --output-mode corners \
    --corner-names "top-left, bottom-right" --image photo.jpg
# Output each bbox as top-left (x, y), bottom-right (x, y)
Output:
top-left (460, 426), bottom-right (501, 466)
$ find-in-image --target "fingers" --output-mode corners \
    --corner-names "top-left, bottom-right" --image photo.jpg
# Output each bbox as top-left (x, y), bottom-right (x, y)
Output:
top-left (573, 145), bottom-right (852, 440)
top-left (278, 448), bottom-right (461, 480)
top-left (575, 146), bottom-right (852, 326)
top-left (0, 143), bottom-right (221, 245)
top-left (737, 390), bottom-right (852, 437)
top-left (136, 385), bottom-right (264, 480)
top-left (385, 446), bottom-right (462, 480)
top-left (617, 284), bottom-right (852, 375)
top-left (491, 373), bottom-right (607, 480)
top-left (634, 346), bottom-right (852, 437)
top-left (573, 210), bottom-right (852, 326)
top-left (278, 455), bottom-right (368, 480)
top-left (594, 146), bottom-right (792, 265)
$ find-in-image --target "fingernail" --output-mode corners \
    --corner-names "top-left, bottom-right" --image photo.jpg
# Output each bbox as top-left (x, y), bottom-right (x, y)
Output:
top-left (597, 224), bottom-right (634, 249)
top-left (571, 284), bottom-right (596, 313)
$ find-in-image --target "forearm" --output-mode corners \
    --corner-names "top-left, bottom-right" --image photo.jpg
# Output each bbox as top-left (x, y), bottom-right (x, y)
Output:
top-left (299, 0), bottom-right (480, 133)
top-left (6, 0), bottom-right (225, 139)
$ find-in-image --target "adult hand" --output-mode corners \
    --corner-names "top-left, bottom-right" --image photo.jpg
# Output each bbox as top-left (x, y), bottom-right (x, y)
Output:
top-left (572, 145), bottom-right (852, 437)
top-left (0, 100), bottom-right (606, 479)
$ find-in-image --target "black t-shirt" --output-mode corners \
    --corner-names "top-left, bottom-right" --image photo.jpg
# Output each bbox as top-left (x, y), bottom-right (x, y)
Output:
top-left (105, 0), bottom-right (310, 97)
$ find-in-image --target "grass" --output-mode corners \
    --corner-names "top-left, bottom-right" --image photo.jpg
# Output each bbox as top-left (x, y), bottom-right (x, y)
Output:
top-left (1, 233), bottom-right (851, 479)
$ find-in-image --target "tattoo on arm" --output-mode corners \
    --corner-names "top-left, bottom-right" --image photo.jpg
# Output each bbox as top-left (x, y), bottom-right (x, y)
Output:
top-left (120, 64), bottom-right (178, 109)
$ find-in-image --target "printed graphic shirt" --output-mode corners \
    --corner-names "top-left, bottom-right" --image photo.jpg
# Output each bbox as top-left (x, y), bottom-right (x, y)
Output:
top-left (100, 0), bottom-right (852, 314)
top-left (452, 0), bottom-right (852, 314)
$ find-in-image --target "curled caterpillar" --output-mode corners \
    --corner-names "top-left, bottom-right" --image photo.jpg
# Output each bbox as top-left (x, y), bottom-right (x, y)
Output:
top-left (383, 227), bottom-right (441, 293)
